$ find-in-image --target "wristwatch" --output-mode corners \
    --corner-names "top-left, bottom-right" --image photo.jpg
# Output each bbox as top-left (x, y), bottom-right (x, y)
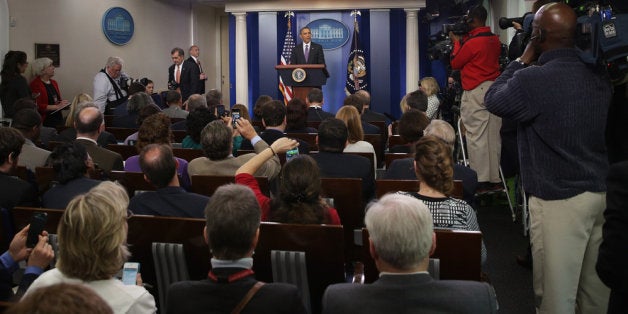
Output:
top-left (514, 57), bottom-right (527, 66)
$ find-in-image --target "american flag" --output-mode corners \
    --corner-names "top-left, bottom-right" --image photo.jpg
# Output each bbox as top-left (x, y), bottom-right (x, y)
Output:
top-left (279, 12), bottom-right (295, 105)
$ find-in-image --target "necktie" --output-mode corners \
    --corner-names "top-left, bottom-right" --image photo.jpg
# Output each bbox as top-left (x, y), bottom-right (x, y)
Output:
top-left (175, 65), bottom-right (181, 83)
top-left (197, 60), bottom-right (203, 73)
top-left (305, 44), bottom-right (310, 62)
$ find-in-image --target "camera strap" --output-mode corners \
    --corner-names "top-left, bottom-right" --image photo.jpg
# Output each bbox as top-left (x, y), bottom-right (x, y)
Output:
top-left (460, 31), bottom-right (497, 47)
top-left (100, 69), bottom-right (125, 101)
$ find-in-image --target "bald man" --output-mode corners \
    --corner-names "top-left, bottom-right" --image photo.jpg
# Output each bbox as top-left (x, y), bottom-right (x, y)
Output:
top-left (485, 3), bottom-right (612, 313)
top-left (74, 104), bottom-right (123, 173)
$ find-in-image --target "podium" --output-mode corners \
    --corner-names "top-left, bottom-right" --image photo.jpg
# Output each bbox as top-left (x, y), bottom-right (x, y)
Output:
top-left (275, 64), bottom-right (329, 102)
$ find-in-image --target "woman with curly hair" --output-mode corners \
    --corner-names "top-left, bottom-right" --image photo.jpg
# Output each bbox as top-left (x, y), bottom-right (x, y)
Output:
top-left (124, 113), bottom-right (191, 190)
top-left (25, 181), bottom-right (157, 313)
top-left (181, 106), bottom-right (216, 149)
top-left (398, 135), bottom-right (487, 263)
top-left (235, 137), bottom-right (341, 225)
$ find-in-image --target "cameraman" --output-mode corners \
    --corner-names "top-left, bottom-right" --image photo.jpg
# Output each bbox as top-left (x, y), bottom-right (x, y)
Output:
top-left (450, 5), bottom-right (502, 192)
top-left (93, 56), bottom-right (128, 114)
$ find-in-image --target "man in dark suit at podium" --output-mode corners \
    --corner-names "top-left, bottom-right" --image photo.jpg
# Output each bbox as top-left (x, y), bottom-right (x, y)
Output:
top-left (290, 26), bottom-right (326, 65)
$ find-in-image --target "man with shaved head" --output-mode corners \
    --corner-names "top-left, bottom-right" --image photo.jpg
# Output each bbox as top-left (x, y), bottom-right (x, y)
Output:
top-left (486, 3), bottom-right (612, 313)
top-left (74, 104), bottom-right (123, 172)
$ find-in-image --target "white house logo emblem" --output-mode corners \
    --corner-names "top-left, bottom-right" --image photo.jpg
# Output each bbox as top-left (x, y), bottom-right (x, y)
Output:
top-left (102, 7), bottom-right (134, 46)
top-left (307, 19), bottom-right (350, 50)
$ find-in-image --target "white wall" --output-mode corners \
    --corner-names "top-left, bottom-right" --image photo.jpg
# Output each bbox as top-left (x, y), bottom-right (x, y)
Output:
top-left (7, 0), bottom-right (221, 101)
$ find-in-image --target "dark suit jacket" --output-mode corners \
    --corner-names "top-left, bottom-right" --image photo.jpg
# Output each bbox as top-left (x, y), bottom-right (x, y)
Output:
top-left (111, 112), bottom-right (139, 129)
top-left (168, 59), bottom-right (200, 102)
top-left (42, 177), bottom-right (101, 209)
top-left (166, 267), bottom-right (307, 314)
top-left (75, 138), bottom-right (123, 173)
top-left (322, 273), bottom-right (497, 314)
top-left (306, 107), bottom-right (335, 122)
top-left (128, 186), bottom-right (208, 218)
top-left (312, 151), bottom-right (374, 201)
top-left (383, 158), bottom-right (478, 205)
top-left (290, 42), bottom-right (325, 65)
top-left (55, 128), bottom-right (117, 148)
top-left (596, 161), bottom-right (628, 313)
top-left (362, 121), bottom-right (380, 135)
top-left (362, 109), bottom-right (390, 125)
top-left (240, 129), bottom-right (309, 154)
top-left (186, 56), bottom-right (206, 95)
top-left (0, 172), bottom-right (38, 211)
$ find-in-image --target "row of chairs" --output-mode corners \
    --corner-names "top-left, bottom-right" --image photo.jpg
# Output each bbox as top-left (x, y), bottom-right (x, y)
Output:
top-left (10, 206), bottom-right (481, 313)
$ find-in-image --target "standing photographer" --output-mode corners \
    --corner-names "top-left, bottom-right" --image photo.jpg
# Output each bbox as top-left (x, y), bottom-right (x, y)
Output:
top-left (92, 56), bottom-right (128, 114)
top-left (450, 5), bottom-right (503, 192)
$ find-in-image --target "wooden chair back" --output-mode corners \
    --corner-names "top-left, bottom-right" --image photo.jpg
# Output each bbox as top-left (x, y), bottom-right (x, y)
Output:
top-left (107, 144), bottom-right (137, 160)
top-left (363, 133), bottom-right (384, 168)
top-left (172, 148), bottom-right (204, 162)
top-left (108, 171), bottom-right (155, 196)
top-left (306, 121), bottom-right (321, 130)
top-left (190, 175), bottom-right (270, 197)
top-left (105, 127), bottom-right (137, 142)
top-left (388, 134), bottom-right (407, 148)
top-left (12, 207), bottom-right (64, 235)
top-left (255, 223), bottom-right (345, 314)
top-left (361, 228), bottom-right (482, 283)
top-left (384, 152), bottom-right (413, 169)
top-left (375, 179), bottom-right (420, 199)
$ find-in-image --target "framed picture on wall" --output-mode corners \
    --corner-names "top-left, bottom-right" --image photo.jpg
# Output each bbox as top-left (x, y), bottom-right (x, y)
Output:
top-left (35, 43), bottom-right (60, 66)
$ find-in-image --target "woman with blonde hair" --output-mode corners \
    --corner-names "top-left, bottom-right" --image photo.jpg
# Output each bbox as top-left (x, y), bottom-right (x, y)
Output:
top-left (419, 77), bottom-right (441, 119)
top-left (29, 57), bottom-right (69, 127)
top-left (65, 93), bottom-right (93, 127)
top-left (25, 181), bottom-right (157, 313)
top-left (335, 106), bottom-right (376, 172)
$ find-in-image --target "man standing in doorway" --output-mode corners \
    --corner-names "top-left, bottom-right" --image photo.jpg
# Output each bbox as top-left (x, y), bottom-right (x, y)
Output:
top-left (188, 45), bottom-right (207, 95)
top-left (450, 5), bottom-right (502, 193)
top-left (168, 47), bottom-right (199, 102)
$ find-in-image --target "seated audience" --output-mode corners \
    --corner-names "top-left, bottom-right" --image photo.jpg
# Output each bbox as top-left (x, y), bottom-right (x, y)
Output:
top-left (187, 118), bottom-right (281, 179)
top-left (172, 93), bottom-right (208, 131)
top-left (205, 89), bottom-right (223, 111)
top-left (252, 94), bottom-right (272, 122)
top-left (404, 89), bottom-right (429, 112)
top-left (235, 137), bottom-right (341, 225)
top-left (5, 283), bottom-right (113, 314)
top-left (166, 184), bottom-right (307, 314)
top-left (0, 127), bottom-right (37, 210)
top-left (311, 118), bottom-right (374, 202)
top-left (12, 98), bottom-right (58, 147)
top-left (398, 135), bottom-right (486, 263)
top-left (25, 181), bottom-right (157, 313)
top-left (123, 105), bottom-right (161, 146)
top-left (420, 77), bottom-right (441, 119)
top-left (12, 109), bottom-right (50, 171)
top-left (111, 92), bottom-right (157, 129)
top-left (240, 100), bottom-right (309, 154)
top-left (124, 113), bottom-right (191, 190)
top-left (162, 90), bottom-right (188, 119)
top-left (42, 142), bottom-right (100, 209)
top-left (128, 144), bottom-right (208, 218)
top-left (140, 78), bottom-right (163, 109)
top-left (343, 94), bottom-right (379, 134)
top-left (385, 119), bottom-right (478, 205)
top-left (356, 89), bottom-right (390, 125)
top-left (56, 95), bottom-right (117, 148)
top-left (230, 103), bottom-right (250, 154)
top-left (181, 106), bottom-right (216, 149)
top-left (112, 82), bottom-right (146, 117)
top-left (306, 88), bottom-right (334, 122)
top-left (389, 109), bottom-right (430, 153)
top-left (1, 225), bottom-right (54, 301)
top-left (285, 98), bottom-right (317, 133)
top-left (322, 193), bottom-right (497, 313)
top-left (74, 104), bottom-right (123, 173)
top-left (335, 106), bottom-right (376, 173)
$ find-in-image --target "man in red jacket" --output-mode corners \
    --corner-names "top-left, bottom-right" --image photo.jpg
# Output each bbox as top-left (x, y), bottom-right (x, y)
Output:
top-left (450, 5), bottom-right (503, 192)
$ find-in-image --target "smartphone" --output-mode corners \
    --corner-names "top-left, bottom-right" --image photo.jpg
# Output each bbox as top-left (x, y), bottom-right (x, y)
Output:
top-left (231, 109), bottom-right (241, 128)
top-left (286, 147), bottom-right (299, 162)
top-left (216, 105), bottom-right (225, 117)
top-left (27, 212), bottom-right (47, 248)
top-left (122, 262), bottom-right (140, 285)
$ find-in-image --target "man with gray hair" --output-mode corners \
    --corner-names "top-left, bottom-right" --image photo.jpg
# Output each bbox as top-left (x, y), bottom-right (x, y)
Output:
top-left (166, 184), bottom-right (307, 313)
top-left (185, 94), bottom-right (207, 113)
top-left (322, 193), bottom-right (497, 313)
top-left (93, 56), bottom-right (128, 114)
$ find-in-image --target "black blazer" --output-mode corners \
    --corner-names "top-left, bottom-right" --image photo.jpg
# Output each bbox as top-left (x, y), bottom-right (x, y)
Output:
top-left (166, 267), bottom-right (307, 314)
top-left (168, 59), bottom-right (200, 102)
top-left (42, 177), bottom-right (101, 210)
top-left (290, 42), bottom-right (326, 65)
top-left (0, 172), bottom-right (37, 211)
top-left (596, 161), bottom-right (628, 313)
top-left (186, 56), bottom-right (206, 95)
top-left (322, 273), bottom-right (497, 314)
top-left (306, 107), bottom-right (335, 122)
top-left (311, 151), bottom-right (374, 202)
top-left (128, 186), bottom-right (208, 218)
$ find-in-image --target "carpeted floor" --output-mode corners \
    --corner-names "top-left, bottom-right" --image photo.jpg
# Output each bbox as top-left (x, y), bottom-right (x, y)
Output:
top-left (476, 194), bottom-right (536, 314)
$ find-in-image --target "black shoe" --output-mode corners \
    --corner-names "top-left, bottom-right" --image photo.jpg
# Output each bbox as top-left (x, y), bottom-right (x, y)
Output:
top-left (516, 254), bottom-right (532, 269)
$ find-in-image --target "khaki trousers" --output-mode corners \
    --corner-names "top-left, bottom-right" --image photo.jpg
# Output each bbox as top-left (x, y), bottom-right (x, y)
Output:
top-left (530, 192), bottom-right (610, 314)
top-left (460, 81), bottom-right (502, 182)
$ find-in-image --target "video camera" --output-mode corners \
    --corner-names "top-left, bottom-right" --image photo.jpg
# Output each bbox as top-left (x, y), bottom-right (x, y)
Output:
top-left (443, 15), bottom-right (471, 35)
top-left (498, 16), bottom-right (525, 30)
